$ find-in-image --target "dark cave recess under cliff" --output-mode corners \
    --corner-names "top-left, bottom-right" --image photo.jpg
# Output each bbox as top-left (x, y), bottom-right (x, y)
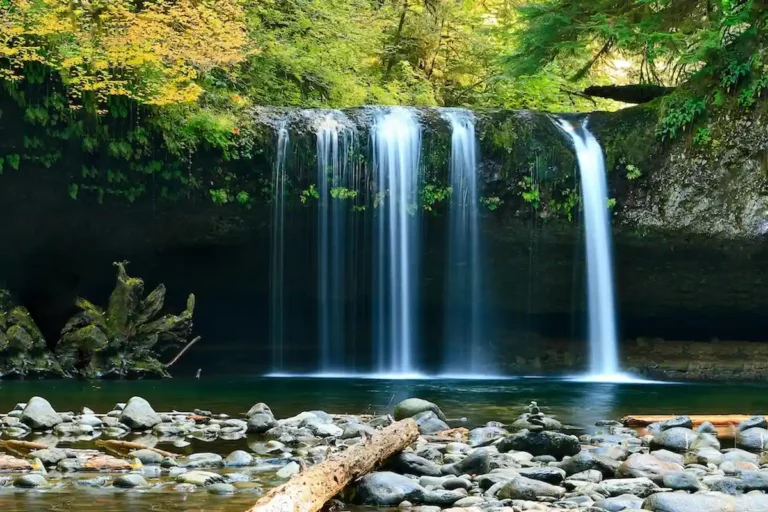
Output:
top-left (1, 165), bottom-right (767, 376)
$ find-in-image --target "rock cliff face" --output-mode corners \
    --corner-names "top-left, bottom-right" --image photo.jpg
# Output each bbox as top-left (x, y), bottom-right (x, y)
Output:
top-left (0, 94), bottom-right (767, 377)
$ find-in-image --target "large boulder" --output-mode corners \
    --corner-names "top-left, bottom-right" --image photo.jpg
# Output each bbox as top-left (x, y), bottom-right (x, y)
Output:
top-left (642, 492), bottom-right (735, 512)
top-left (497, 430), bottom-right (580, 459)
top-left (496, 475), bottom-right (565, 500)
top-left (617, 453), bottom-right (682, 484)
top-left (247, 403), bottom-right (278, 434)
top-left (394, 399), bottom-right (447, 422)
top-left (20, 397), bottom-right (62, 429)
top-left (119, 397), bottom-right (161, 430)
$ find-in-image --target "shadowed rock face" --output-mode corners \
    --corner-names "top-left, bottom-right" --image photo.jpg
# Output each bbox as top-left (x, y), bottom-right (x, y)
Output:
top-left (0, 99), bottom-right (767, 377)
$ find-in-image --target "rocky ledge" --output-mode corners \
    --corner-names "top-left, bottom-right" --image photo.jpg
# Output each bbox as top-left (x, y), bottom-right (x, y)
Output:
top-left (1, 395), bottom-right (768, 512)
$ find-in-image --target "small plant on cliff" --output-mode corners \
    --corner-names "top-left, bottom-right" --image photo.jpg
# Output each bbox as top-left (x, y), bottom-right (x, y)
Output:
top-left (625, 163), bottom-right (642, 180)
top-left (300, 184), bottom-right (320, 204)
top-left (481, 196), bottom-right (503, 211)
top-left (518, 176), bottom-right (540, 209)
top-left (420, 184), bottom-right (451, 212)
top-left (656, 95), bottom-right (708, 141)
top-left (330, 187), bottom-right (358, 200)
top-left (693, 128), bottom-right (713, 147)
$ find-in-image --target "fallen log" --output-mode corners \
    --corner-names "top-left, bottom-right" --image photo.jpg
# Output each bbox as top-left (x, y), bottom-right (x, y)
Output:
top-left (622, 414), bottom-right (763, 428)
top-left (244, 418), bottom-right (418, 512)
top-left (95, 440), bottom-right (178, 458)
top-left (583, 84), bottom-right (675, 104)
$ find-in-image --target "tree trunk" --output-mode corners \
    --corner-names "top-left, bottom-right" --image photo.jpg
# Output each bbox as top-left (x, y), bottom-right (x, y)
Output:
top-left (244, 418), bottom-right (419, 512)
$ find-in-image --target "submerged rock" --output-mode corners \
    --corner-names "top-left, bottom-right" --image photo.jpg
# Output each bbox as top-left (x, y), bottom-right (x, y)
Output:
top-left (114, 474), bottom-right (148, 488)
top-left (14, 474), bottom-right (49, 488)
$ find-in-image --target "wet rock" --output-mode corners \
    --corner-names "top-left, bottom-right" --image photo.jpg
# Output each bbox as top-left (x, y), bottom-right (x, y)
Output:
top-left (304, 418), bottom-right (343, 437)
top-left (735, 427), bottom-right (768, 452)
top-left (20, 397), bottom-right (62, 429)
top-left (686, 447), bottom-right (724, 466)
top-left (510, 414), bottom-right (563, 432)
top-left (594, 494), bottom-right (644, 511)
top-left (599, 477), bottom-right (658, 497)
top-left (119, 397), bottom-right (161, 430)
top-left (180, 452), bottom-right (223, 468)
top-left (29, 448), bottom-right (67, 466)
top-left (496, 475), bottom-right (565, 500)
top-left (618, 453), bottom-right (682, 484)
top-left (208, 483), bottom-right (236, 494)
top-left (567, 469), bottom-right (602, 483)
top-left (58, 458), bottom-right (84, 472)
top-left (722, 448), bottom-right (758, 465)
top-left (414, 411), bottom-right (450, 435)
top-left (14, 474), bottom-right (49, 488)
top-left (738, 416), bottom-right (768, 431)
top-left (174, 483), bottom-right (197, 492)
top-left (128, 449), bottom-right (164, 465)
top-left (224, 472), bottom-right (250, 483)
top-left (651, 427), bottom-right (719, 452)
top-left (224, 450), bottom-right (254, 467)
top-left (276, 462), bottom-right (300, 478)
top-left (442, 477), bottom-right (471, 491)
top-left (560, 450), bottom-right (620, 477)
top-left (247, 404), bottom-right (278, 434)
top-left (342, 422), bottom-right (376, 439)
top-left (351, 471), bottom-right (423, 506)
top-left (76, 476), bottom-right (111, 487)
top-left (660, 416), bottom-right (693, 430)
top-left (497, 430), bottom-right (580, 459)
top-left (651, 449), bottom-right (685, 466)
top-left (441, 449), bottom-right (491, 476)
top-left (642, 492), bottom-right (734, 512)
top-left (177, 470), bottom-right (226, 486)
top-left (114, 474), bottom-right (148, 488)
top-left (416, 446), bottom-right (443, 463)
top-left (469, 426), bottom-right (508, 447)
top-left (663, 471), bottom-right (703, 491)
top-left (394, 399), bottom-right (447, 422)
top-left (518, 466), bottom-right (566, 484)
top-left (394, 452), bottom-right (443, 477)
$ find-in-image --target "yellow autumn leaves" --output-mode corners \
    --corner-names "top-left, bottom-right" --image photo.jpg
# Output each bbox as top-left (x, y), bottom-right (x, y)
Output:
top-left (0, 0), bottom-right (249, 109)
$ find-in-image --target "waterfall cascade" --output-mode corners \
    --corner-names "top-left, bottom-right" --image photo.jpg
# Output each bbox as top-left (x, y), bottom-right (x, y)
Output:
top-left (316, 115), bottom-right (356, 372)
top-left (558, 119), bottom-right (623, 380)
top-left (372, 108), bottom-right (422, 376)
top-left (270, 122), bottom-right (290, 372)
top-left (442, 110), bottom-right (488, 374)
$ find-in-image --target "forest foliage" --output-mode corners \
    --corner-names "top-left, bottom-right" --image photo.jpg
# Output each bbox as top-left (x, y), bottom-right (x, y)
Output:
top-left (0, 0), bottom-right (766, 206)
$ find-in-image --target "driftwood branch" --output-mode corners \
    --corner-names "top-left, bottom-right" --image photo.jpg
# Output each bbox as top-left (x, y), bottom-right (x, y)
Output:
top-left (96, 440), bottom-right (179, 459)
top-left (166, 336), bottom-right (201, 367)
top-left (0, 440), bottom-right (48, 457)
top-left (245, 418), bottom-right (419, 512)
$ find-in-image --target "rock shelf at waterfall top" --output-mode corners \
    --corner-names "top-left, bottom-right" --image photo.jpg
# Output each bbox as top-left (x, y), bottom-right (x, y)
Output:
top-left (2, 396), bottom-right (768, 511)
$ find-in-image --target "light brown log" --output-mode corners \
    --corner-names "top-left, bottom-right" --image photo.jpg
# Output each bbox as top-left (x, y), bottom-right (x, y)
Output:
top-left (95, 440), bottom-right (178, 458)
top-left (0, 440), bottom-right (49, 456)
top-left (622, 414), bottom-right (763, 427)
top-left (245, 418), bottom-right (418, 512)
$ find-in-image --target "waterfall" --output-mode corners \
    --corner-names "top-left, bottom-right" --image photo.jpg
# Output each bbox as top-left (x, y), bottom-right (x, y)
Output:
top-left (316, 114), bottom-right (355, 372)
top-left (372, 108), bottom-right (422, 376)
top-left (442, 109), bottom-right (487, 374)
top-left (270, 123), bottom-right (290, 372)
top-left (558, 119), bottom-right (621, 378)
